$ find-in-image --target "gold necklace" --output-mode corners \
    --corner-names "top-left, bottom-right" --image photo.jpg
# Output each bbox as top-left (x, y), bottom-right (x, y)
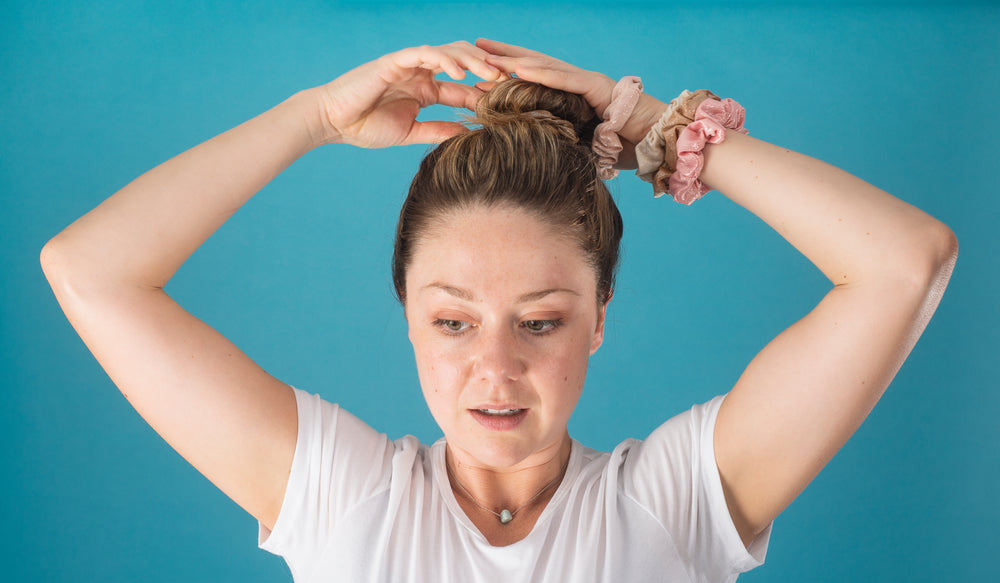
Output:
top-left (446, 460), bottom-right (568, 525)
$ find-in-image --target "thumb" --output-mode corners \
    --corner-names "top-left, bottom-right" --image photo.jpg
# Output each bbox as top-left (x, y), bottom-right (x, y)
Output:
top-left (403, 120), bottom-right (470, 145)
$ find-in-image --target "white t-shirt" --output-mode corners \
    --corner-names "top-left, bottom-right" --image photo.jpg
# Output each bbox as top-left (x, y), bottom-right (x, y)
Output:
top-left (259, 388), bottom-right (770, 582)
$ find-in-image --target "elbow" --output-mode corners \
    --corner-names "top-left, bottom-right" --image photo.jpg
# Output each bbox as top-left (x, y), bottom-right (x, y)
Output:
top-left (40, 234), bottom-right (91, 301)
top-left (894, 218), bottom-right (958, 302)
top-left (40, 235), bottom-right (67, 290)
top-left (41, 235), bottom-right (95, 313)
top-left (921, 219), bottom-right (958, 288)
top-left (40, 235), bottom-right (82, 306)
top-left (900, 219), bottom-right (957, 330)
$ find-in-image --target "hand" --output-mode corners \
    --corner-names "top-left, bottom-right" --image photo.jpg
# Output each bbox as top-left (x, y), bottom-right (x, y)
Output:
top-left (314, 41), bottom-right (506, 148)
top-left (474, 39), bottom-right (668, 151)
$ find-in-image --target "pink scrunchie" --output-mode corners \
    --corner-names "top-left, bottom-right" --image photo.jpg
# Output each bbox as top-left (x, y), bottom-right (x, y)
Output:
top-left (592, 76), bottom-right (643, 180)
top-left (667, 97), bottom-right (748, 205)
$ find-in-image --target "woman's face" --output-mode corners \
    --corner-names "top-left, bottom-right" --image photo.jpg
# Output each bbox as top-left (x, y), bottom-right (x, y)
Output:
top-left (405, 204), bottom-right (606, 471)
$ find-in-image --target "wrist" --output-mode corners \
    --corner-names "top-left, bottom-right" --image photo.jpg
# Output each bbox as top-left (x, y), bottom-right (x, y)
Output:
top-left (629, 90), bottom-right (746, 203)
top-left (622, 94), bottom-right (668, 145)
top-left (291, 87), bottom-right (343, 148)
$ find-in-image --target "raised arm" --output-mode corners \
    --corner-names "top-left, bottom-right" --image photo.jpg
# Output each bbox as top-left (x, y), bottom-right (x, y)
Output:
top-left (699, 130), bottom-right (956, 543)
top-left (476, 38), bottom-right (957, 545)
top-left (40, 42), bottom-right (501, 530)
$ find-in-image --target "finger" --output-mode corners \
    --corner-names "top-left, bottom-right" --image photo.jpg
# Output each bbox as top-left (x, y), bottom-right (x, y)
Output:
top-left (391, 42), bottom-right (504, 84)
top-left (411, 42), bottom-right (498, 79)
top-left (474, 81), bottom-right (499, 93)
top-left (484, 56), bottom-right (576, 90)
top-left (438, 42), bottom-right (503, 81)
top-left (482, 54), bottom-right (517, 75)
top-left (434, 54), bottom-right (467, 80)
top-left (403, 120), bottom-right (469, 145)
top-left (392, 46), bottom-right (467, 81)
top-left (475, 38), bottom-right (544, 59)
top-left (435, 81), bottom-right (486, 111)
top-left (481, 56), bottom-right (616, 115)
top-left (484, 53), bottom-right (549, 77)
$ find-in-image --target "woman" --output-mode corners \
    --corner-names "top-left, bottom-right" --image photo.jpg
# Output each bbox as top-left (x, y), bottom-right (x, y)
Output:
top-left (40, 40), bottom-right (957, 581)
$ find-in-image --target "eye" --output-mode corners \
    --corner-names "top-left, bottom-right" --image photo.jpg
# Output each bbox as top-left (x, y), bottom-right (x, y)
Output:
top-left (522, 319), bottom-right (562, 335)
top-left (433, 319), bottom-right (470, 335)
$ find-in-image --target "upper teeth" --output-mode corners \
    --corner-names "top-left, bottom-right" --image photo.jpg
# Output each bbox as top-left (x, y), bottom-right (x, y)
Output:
top-left (480, 408), bottom-right (520, 416)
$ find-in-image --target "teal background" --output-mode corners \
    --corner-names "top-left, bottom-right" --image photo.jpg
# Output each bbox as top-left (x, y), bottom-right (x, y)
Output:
top-left (3, 1), bottom-right (997, 581)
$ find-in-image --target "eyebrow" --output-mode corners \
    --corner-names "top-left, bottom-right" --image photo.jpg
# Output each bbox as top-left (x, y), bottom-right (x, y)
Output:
top-left (421, 283), bottom-right (580, 303)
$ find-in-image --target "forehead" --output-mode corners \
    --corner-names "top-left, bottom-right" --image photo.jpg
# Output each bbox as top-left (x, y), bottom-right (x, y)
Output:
top-left (406, 205), bottom-right (596, 302)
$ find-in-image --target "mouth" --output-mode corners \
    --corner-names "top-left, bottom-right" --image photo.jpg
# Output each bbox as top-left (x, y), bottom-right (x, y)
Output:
top-left (469, 408), bottom-right (529, 430)
top-left (476, 408), bottom-right (524, 416)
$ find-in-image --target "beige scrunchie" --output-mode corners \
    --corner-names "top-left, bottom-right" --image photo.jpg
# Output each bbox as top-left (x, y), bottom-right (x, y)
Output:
top-left (634, 89), bottom-right (720, 197)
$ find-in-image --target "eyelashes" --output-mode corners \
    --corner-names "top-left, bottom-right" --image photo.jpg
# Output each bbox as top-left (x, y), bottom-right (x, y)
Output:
top-left (522, 319), bottom-right (562, 334)
top-left (431, 318), bottom-right (563, 337)
top-left (434, 318), bottom-right (470, 334)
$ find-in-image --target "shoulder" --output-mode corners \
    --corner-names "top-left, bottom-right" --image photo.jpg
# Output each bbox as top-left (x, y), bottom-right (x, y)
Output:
top-left (613, 394), bottom-right (770, 575)
top-left (261, 389), bottom-right (433, 556)
top-left (616, 394), bottom-right (727, 474)
top-left (290, 386), bottom-right (427, 453)
top-left (566, 395), bottom-right (728, 491)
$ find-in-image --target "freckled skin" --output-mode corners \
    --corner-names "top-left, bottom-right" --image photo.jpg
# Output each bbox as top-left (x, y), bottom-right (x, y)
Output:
top-left (404, 205), bottom-right (607, 473)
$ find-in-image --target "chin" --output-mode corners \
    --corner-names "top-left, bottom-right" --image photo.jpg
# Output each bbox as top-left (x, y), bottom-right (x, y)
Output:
top-left (457, 429), bottom-right (563, 470)
top-left (470, 443), bottom-right (536, 470)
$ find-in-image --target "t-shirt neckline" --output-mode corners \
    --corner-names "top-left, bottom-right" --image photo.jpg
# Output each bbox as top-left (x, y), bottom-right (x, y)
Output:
top-left (430, 436), bottom-right (583, 548)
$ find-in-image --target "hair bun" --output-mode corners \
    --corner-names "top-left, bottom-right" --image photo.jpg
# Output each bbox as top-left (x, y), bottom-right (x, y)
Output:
top-left (483, 109), bottom-right (579, 142)
top-left (474, 79), bottom-right (598, 144)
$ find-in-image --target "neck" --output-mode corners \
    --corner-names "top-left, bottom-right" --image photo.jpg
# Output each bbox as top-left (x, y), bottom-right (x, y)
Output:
top-left (445, 434), bottom-right (572, 515)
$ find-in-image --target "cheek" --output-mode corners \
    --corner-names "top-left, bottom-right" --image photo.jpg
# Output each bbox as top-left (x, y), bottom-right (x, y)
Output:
top-left (413, 337), bottom-right (466, 401)
top-left (538, 332), bottom-right (592, 401)
top-left (414, 344), bottom-right (459, 432)
top-left (561, 352), bottom-right (590, 395)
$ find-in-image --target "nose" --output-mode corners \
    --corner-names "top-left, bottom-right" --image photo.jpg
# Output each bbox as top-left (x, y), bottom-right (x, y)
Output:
top-left (473, 325), bottom-right (524, 384)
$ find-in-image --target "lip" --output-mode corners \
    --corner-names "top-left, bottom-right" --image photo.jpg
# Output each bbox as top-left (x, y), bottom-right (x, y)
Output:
top-left (469, 408), bottom-right (529, 431)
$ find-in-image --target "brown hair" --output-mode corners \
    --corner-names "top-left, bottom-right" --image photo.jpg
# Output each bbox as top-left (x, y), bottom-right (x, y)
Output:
top-left (392, 78), bottom-right (624, 305)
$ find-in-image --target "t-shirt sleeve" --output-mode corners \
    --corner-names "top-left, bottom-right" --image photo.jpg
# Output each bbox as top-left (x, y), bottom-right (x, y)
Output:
top-left (621, 394), bottom-right (771, 580)
top-left (257, 387), bottom-right (395, 564)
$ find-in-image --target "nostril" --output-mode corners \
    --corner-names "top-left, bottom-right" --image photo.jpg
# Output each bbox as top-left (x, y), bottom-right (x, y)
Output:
top-left (472, 328), bottom-right (525, 381)
top-left (475, 350), bottom-right (520, 381)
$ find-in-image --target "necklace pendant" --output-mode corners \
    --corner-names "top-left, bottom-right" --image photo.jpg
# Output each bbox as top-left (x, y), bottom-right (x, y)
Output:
top-left (499, 509), bottom-right (513, 524)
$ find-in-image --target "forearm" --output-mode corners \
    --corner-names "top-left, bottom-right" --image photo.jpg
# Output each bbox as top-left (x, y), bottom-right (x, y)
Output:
top-left (699, 130), bottom-right (957, 288)
top-left (42, 89), bottom-right (324, 291)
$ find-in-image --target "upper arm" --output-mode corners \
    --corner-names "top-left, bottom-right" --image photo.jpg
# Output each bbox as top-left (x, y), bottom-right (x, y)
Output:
top-left (42, 242), bottom-right (297, 531)
top-left (713, 222), bottom-right (957, 545)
